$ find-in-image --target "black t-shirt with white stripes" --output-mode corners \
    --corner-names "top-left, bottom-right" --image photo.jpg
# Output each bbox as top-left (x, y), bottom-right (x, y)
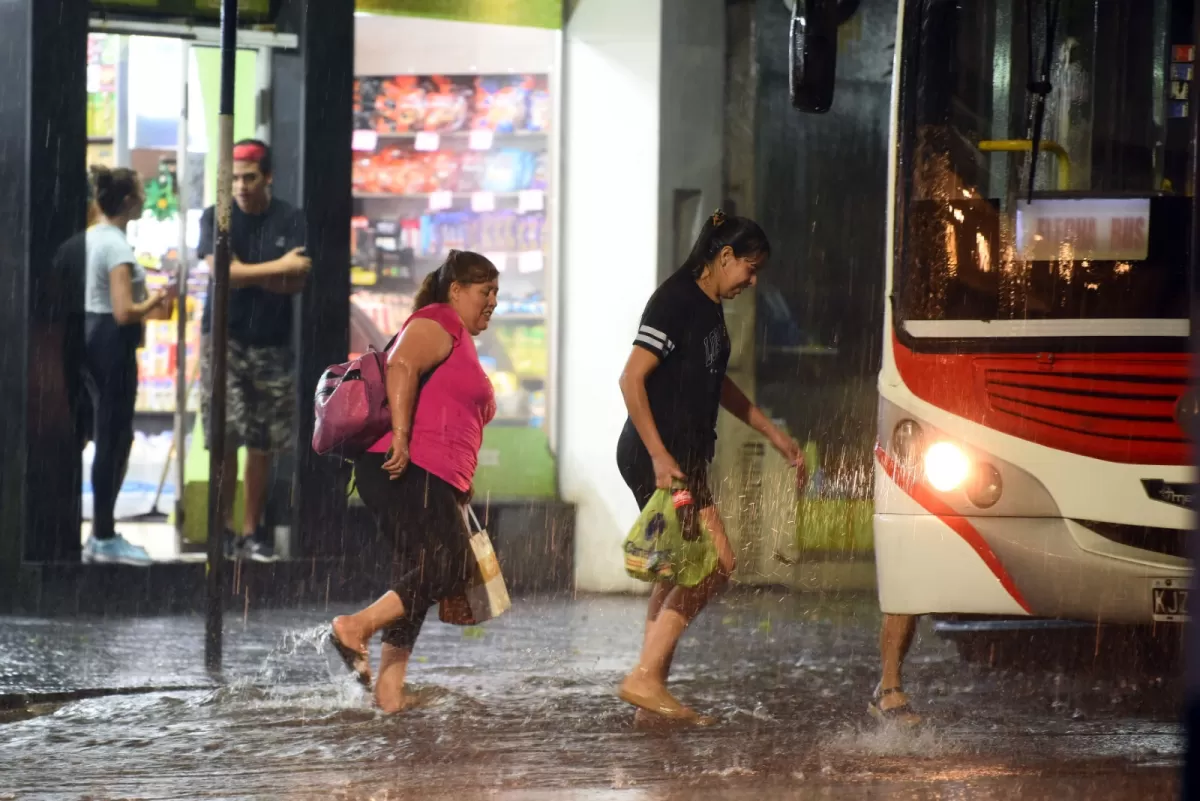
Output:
top-left (623, 266), bottom-right (731, 469)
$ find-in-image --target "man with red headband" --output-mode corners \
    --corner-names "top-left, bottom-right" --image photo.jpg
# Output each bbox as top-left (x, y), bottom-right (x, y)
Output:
top-left (197, 138), bottom-right (310, 562)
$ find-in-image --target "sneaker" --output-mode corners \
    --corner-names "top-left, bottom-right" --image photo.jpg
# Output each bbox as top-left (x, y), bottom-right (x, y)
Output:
top-left (240, 538), bottom-right (280, 563)
top-left (82, 534), bottom-right (153, 566)
top-left (222, 529), bottom-right (240, 561)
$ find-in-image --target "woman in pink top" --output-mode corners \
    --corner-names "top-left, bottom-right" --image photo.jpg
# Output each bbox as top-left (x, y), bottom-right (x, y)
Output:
top-left (330, 250), bottom-right (498, 712)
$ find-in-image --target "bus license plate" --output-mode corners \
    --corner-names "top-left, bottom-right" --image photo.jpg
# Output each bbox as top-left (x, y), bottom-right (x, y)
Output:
top-left (1152, 578), bottom-right (1189, 623)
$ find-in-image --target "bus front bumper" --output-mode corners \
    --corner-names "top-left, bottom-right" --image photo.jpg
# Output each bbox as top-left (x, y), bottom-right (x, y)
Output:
top-left (874, 513), bottom-right (1191, 624)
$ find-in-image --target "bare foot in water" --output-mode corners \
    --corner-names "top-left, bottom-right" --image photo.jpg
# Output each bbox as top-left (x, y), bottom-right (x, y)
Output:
top-left (618, 669), bottom-right (710, 723)
top-left (632, 705), bottom-right (718, 729)
top-left (633, 708), bottom-right (685, 729)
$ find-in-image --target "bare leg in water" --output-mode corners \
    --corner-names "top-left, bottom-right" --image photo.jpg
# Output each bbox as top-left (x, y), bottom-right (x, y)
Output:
top-left (872, 613), bottom-right (922, 725)
top-left (331, 592), bottom-right (405, 694)
top-left (632, 581), bottom-right (680, 728)
top-left (620, 506), bottom-right (731, 722)
top-left (374, 644), bottom-right (414, 713)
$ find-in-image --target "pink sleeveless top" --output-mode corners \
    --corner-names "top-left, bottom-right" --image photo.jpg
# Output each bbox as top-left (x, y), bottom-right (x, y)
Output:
top-left (368, 304), bottom-right (497, 492)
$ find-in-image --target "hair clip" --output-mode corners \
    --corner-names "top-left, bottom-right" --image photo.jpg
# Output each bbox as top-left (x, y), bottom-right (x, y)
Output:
top-left (711, 210), bottom-right (726, 228)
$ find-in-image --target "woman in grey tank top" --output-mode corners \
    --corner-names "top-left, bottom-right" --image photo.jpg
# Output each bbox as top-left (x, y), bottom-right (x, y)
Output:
top-left (81, 167), bottom-right (175, 566)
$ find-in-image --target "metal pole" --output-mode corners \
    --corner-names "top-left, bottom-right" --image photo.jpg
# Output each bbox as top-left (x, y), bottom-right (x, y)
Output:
top-left (174, 42), bottom-right (191, 551)
top-left (205, 0), bottom-right (238, 672)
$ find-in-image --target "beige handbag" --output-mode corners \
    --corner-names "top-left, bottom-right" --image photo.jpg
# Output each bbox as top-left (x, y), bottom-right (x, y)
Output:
top-left (438, 505), bottom-right (512, 626)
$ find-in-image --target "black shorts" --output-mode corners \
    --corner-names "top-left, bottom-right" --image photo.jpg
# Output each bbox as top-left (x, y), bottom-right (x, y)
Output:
top-left (353, 454), bottom-right (473, 649)
top-left (616, 426), bottom-right (714, 511)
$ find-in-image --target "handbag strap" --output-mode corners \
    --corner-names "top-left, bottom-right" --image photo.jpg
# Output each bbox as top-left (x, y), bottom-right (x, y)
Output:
top-left (463, 504), bottom-right (484, 534)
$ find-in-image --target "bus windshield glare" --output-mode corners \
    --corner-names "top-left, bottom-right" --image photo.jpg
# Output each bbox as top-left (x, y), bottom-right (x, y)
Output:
top-left (897, 0), bottom-right (1193, 333)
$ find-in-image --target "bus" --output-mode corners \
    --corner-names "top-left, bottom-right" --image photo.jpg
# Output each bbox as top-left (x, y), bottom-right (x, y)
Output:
top-left (791, 0), bottom-right (1195, 649)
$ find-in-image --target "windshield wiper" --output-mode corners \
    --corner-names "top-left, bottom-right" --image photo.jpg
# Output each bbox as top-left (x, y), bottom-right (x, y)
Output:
top-left (1025, 0), bottom-right (1062, 203)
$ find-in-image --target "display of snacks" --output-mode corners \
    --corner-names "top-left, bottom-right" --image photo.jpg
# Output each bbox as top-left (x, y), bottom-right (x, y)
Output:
top-left (136, 316), bottom-right (203, 413)
top-left (349, 290), bottom-right (547, 429)
top-left (352, 72), bottom-right (554, 432)
top-left (415, 210), bottom-right (546, 258)
top-left (131, 252), bottom-right (206, 414)
top-left (354, 74), bottom-right (550, 136)
top-left (352, 148), bottom-right (542, 196)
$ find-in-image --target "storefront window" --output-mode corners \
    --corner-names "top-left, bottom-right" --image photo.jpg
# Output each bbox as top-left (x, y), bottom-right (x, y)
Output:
top-left (350, 14), bottom-right (560, 497)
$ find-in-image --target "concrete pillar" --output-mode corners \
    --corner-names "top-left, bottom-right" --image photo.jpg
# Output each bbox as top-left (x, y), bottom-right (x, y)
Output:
top-left (0, 0), bottom-right (90, 605)
top-left (560, 0), bottom-right (729, 592)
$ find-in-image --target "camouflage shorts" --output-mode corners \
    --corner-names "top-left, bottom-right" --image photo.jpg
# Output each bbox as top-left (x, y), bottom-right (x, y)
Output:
top-left (200, 337), bottom-right (295, 453)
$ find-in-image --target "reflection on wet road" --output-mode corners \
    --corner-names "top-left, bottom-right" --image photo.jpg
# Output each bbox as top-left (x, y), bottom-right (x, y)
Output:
top-left (0, 595), bottom-right (1182, 799)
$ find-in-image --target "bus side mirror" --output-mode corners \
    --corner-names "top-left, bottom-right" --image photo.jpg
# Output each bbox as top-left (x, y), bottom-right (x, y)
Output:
top-left (789, 0), bottom-right (838, 113)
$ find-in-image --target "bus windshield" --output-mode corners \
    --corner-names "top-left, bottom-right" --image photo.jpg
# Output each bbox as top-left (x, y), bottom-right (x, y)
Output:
top-left (897, 0), bottom-right (1193, 337)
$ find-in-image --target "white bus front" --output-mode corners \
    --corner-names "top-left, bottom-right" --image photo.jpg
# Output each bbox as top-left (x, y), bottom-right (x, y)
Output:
top-left (872, 0), bottom-right (1195, 629)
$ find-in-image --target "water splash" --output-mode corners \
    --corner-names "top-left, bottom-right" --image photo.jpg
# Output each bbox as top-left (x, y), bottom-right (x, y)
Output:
top-left (824, 722), bottom-right (970, 758)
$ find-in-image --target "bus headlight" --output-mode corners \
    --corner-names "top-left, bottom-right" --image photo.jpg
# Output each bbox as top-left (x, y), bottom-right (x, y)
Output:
top-left (891, 420), bottom-right (924, 469)
top-left (924, 441), bottom-right (970, 492)
top-left (966, 462), bottom-right (1003, 508)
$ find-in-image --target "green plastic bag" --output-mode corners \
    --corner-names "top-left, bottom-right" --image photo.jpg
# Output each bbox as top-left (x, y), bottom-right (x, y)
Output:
top-left (623, 487), bottom-right (718, 588)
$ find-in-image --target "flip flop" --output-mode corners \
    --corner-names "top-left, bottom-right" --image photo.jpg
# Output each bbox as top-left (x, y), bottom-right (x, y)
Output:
top-left (868, 686), bottom-right (922, 727)
top-left (328, 629), bottom-right (371, 687)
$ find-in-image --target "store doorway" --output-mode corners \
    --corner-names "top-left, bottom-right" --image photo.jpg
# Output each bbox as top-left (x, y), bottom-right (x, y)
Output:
top-left (79, 25), bottom-right (279, 564)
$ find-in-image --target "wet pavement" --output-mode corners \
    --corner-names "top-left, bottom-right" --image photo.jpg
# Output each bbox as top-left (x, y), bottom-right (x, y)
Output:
top-left (0, 593), bottom-right (1183, 800)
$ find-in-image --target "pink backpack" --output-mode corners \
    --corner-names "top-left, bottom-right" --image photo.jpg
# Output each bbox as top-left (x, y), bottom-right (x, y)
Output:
top-left (312, 333), bottom-right (398, 457)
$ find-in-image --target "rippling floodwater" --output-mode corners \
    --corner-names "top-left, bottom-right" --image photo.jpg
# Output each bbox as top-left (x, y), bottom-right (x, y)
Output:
top-left (0, 595), bottom-right (1182, 799)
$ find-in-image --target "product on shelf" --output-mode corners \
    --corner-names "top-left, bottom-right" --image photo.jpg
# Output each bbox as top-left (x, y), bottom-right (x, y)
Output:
top-left (401, 210), bottom-right (546, 258)
top-left (352, 79), bottom-right (372, 131)
top-left (369, 76), bottom-right (426, 134)
top-left (423, 76), bottom-right (472, 133)
top-left (353, 148), bottom-right (547, 197)
top-left (531, 152), bottom-right (550, 191)
top-left (528, 85), bottom-right (552, 133)
top-left (457, 152), bottom-right (487, 193)
top-left (354, 73), bottom-right (551, 136)
top-left (481, 149), bottom-right (536, 193)
top-left (471, 75), bottom-right (533, 133)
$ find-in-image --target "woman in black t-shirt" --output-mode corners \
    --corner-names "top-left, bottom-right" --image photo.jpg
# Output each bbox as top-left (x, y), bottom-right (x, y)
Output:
top-left (616, 210), bottom-right (806, 724)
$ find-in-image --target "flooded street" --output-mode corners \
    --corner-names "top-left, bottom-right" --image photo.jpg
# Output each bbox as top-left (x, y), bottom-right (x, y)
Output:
top-left (0, 594), bottom-right (1182, 800)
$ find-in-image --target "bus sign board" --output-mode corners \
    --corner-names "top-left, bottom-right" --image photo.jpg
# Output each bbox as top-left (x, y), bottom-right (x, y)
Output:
top-left (1015, 197), bottom-right (1151, 263)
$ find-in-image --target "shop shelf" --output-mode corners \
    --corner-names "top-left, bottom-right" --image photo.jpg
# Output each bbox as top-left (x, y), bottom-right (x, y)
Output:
top-left (353, 191), bottom-right (529, 201)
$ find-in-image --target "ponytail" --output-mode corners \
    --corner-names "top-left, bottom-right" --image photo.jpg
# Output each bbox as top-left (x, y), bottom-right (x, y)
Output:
top-left (412, 249), bottom-right (500, 310)
top-left (682, 208), bottom-right (771, 278)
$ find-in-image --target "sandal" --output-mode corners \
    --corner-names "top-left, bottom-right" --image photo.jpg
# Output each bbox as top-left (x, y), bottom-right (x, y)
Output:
top-left (328, 627), bottom-right (371, 688)
top-left (868, 686), bottom-right (922, 727)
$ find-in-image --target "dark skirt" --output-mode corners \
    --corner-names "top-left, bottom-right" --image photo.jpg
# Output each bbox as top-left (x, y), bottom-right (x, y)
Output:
top-left (353, 454), bottom-right (472, 648)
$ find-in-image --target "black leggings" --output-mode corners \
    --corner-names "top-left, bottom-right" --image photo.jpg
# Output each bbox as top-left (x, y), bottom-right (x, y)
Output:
top-left (354, 454), bottom-right (472, 649)
top-left (83, 314), bottom-right (141, 541)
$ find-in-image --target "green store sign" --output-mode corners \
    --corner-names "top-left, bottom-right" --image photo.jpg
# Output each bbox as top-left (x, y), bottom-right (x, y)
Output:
top-left (90, 0), bottom-right (272, 19)
top-left (356, 0), bottom-right (562, 29)
top-left (91, 1), bottom-right (561, 29)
